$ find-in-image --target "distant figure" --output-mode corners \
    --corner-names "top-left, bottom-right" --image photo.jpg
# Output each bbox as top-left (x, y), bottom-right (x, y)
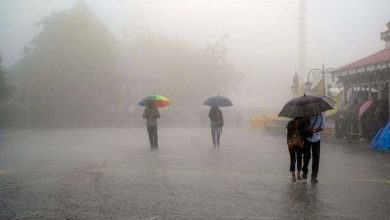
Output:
top-left (143, 103), bottom-right (160, 149)
top-left (286, 117), bottom-right (304, 182)
top-left (302, 113), bottom-right (324, 184)
top-left (335, 111), bottom-right (347, 140)
top-left (209, 106), bottom-right (223, 147)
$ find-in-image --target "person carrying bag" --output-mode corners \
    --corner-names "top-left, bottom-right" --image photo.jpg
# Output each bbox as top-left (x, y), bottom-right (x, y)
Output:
top-left (286, 117), bottom-right (304, 182)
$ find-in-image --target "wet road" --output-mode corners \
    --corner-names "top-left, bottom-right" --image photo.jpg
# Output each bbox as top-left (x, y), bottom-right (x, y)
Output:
top-left (0, 127), bottom-right (390, 219)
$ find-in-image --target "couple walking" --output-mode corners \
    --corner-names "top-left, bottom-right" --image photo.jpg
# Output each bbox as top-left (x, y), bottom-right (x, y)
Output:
top-left (143, 105), bottom-right (224, 149)
top-left (287, 114), bottom-right (324, 184)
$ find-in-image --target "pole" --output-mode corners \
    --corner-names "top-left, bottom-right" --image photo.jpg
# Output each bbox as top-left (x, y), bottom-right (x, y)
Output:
top-left (299, 0), bottom-right (307, 81)
top-left (322, 64), bottom-right (326, 96)
top-left (307, 64), bottom-right (335, 96)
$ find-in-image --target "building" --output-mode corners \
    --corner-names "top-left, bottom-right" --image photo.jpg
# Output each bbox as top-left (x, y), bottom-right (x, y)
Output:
top-left (333, 21), bottom-right (390, 138)
top-left (334, 21), bottom-right (390, 115)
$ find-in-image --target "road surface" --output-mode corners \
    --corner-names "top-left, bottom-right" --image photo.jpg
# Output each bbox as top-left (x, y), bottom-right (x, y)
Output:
top-left (0, 127), bottom-right (389, 219)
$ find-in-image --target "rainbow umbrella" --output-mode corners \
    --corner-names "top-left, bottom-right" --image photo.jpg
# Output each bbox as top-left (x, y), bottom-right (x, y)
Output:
top-left (138, 95), bottom-right (171, 108)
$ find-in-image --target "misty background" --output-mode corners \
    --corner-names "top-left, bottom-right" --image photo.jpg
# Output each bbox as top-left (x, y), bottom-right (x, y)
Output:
top-left (0, 0), bottom-right (389, 127)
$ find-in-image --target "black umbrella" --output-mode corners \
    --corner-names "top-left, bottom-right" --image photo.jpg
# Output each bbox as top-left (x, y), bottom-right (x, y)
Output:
top-left (204, 95), bottom-right (233, 107)
top-left (321, 95), bottom-right (337, 108)
top-left (278, 94), bottom-right (334, 118)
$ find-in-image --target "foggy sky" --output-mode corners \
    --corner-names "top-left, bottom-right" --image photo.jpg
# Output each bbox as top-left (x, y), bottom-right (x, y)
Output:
top-left (1, 0), bottom-right (389, 108)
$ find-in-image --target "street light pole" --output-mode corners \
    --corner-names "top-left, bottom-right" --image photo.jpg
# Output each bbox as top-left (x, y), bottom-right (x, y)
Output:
top-left (322, 64), bottom-right (326, 96)
top-left (306, 64), bottom-right (335, 96)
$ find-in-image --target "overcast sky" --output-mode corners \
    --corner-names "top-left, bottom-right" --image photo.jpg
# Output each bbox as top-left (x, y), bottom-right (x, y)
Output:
top-left (1, 0), bottom-right (389, 108)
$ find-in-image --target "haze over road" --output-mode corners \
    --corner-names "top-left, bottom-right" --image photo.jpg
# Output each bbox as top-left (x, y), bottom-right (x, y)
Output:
top-left (1, 128), bottom-right (389, 219)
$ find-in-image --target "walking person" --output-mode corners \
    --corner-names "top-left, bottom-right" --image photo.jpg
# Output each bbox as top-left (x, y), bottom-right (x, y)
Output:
top-left (286, 117), bottom-right (304, 182)
top-left (302, 113), bottom-right (324, 184)
top-left (209, 106), bottom-right (223, 147)
top-left (143, 103), bottom-right (160, 149)
top-left (279, 94), bottom-right (333, 184)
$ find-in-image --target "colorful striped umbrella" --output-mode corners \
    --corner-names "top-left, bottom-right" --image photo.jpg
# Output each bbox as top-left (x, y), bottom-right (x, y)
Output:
top-left (138, 95), bottom-right (171, 108)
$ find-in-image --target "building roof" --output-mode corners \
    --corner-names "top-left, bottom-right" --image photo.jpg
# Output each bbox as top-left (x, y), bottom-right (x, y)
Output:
top-left (335, 48), bottom-right (390, 72)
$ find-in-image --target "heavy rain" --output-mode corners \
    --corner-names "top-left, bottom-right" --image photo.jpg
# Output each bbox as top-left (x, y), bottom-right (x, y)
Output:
top-left (0, 0), bottom-right (390, 219)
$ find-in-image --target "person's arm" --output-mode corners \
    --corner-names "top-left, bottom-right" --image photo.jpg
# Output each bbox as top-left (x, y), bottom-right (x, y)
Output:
top-left (220, 111), bottom-right (224, 126)
top-left (287, 122), bottom-right (300, 147)
top-left (155, 109), bottom-right (160, 118)
top-left (312, 115), bottom-right (324, 132)
top-left (209, 110), bottom-right (213, 120)
top-left (286, 123), bottom-right (292, 146)
top-left (143, 108), bottom-right (148, 119)
top-left (312, 127), bottom-right (323, 133)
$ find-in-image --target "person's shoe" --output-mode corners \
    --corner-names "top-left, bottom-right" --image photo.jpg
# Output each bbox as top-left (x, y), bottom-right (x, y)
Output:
top-left (311, 177), bottom-right (318, 184)
top-left (291, 173), bottom-right (296, 182)
top-left (302, 172), bottom-right (308, 180)
top-left (297, 173), bottom-right (302, 181)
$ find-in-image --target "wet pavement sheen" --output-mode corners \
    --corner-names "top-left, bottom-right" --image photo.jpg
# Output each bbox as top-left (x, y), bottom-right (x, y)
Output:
top-left (0, 127), bottom-right (390, 219)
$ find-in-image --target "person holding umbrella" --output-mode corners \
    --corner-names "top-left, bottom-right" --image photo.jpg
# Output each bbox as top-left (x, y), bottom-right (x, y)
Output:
top-left (279, 94), bottom-right (333, 184)
top-left (204, 95), bottom-right (233, 148)
top-left (139, 95), bottom-right (171, 150)
top-left (286, 117), bottom-right (305, 182)
top-left (209, 106), bottom-right (223, 147)
top-left (143, 103), bottom-right (160, 149)
top-left (302, 113), bottom-right (324, 184)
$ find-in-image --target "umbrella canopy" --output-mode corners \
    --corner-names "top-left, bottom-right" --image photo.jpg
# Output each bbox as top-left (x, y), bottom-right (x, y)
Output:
top-left (278, 94), bottom-right (333, 118)
top-left (204, 95), bottom-right (233, 107)
top-left (358, 100), bottom-right (373, 117)
top-left (321, 96), bottom-right (337, 108)
top-left (138, 95), bottom-right (171, 108)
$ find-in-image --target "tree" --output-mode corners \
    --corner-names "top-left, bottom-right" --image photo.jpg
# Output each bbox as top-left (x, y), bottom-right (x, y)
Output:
top-left (13, 1), bottom-right (120, 126)
top-left (122, 33), bottom-right (239, 123)
top-left (0, 55), bottom-right (14, 102)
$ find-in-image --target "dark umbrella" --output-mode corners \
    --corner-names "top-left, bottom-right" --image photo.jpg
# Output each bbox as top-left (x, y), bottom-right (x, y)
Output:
top-left (204, 95), bottom-right (233, 107)
top-left (279, 94), bottom-right (333, 118)
top-left (321, 95), bottom-right (337, 108)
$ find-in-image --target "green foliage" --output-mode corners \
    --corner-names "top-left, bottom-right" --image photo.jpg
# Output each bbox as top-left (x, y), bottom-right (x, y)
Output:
top-left (14, 4), bottom-right (120, 126)
top-left (11, 1), bottom-right (240, 126)
top-left (0, 56), bottom-right (15, 102)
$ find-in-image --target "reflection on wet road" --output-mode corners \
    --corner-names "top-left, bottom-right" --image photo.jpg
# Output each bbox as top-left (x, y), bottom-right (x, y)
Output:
top-left (0, 128), bottom-right (390, 219)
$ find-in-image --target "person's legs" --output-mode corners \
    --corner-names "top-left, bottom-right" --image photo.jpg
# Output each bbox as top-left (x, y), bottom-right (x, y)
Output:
top-left (289, 148), bottom-right (296, 172)
top-left (311, 140), bottom-right (321, 182)
top-left (211, 126), bottom-right (216, 147)
top-left (289, 148), bottom-right (297, 182)
top-left (147, 126), bottom-right (153, 147)
top-left (296, 149), bottom-right (303, 180)
top-left (153, 125), bottom-right (158, 148)
top-left (296, 150), bottom-right (303, 170)
top-left (216, 126), bottom-right (221, 146)
top-left (302, 140), bottom-right (312, 179)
